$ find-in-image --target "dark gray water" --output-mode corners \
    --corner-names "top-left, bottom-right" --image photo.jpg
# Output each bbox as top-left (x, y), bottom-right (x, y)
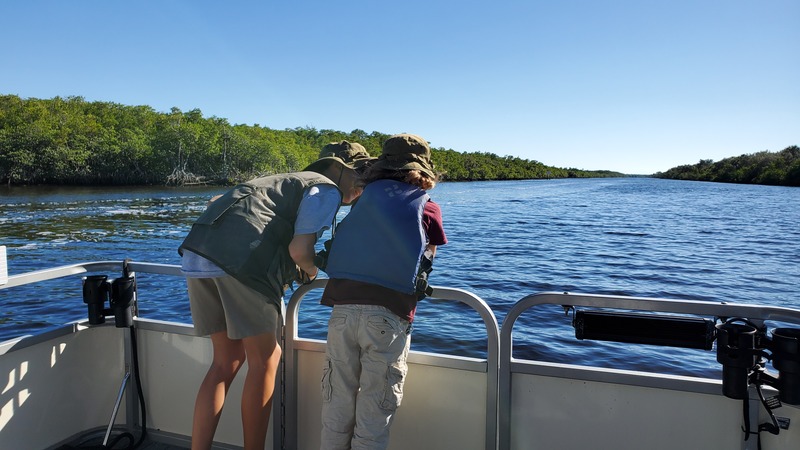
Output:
top-left (2, 178), bottom-right (798, 378)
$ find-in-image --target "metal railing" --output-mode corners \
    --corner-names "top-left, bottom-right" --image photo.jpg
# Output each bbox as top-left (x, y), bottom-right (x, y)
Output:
top-left (283, 280), bottom-right (501, 450)
top-left (2, 261), bottom-right (503, 449)
top-left (498, 291), bottom-right (800, 450)
top-left (0, 260), bottom-right (182, 290)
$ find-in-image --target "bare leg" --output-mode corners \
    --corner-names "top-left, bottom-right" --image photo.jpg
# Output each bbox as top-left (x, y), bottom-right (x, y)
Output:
top-left (191, 331), bottom-right (245, 450)
top-left (241, 332), bottom-right (282, 450)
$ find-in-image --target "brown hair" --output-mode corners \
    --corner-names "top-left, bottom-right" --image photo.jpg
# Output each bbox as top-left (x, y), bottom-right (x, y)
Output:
top-left (361, 166), bottom-right (438, 191)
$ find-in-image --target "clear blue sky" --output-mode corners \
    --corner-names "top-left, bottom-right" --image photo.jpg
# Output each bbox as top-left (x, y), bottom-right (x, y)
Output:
top-left (2, 0), bottom-right (797, 174)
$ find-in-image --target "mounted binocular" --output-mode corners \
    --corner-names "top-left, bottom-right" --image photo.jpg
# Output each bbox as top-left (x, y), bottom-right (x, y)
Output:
top-left (82, 274), bottom-right (136, 328)
top-left (572, 310), bottom-right (800, 406)
top-left (716, 319), bottom-right (800, 406)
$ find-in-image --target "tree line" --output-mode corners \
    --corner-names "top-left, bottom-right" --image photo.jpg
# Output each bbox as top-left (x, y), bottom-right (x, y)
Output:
top-left (0, 95), bottom-right (625, 186)
top-left (654, 146), bottom-right (800, 187)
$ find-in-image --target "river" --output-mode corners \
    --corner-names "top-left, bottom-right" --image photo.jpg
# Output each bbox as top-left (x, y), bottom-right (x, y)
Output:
top-left (1, 177), bottom-right (798, 378)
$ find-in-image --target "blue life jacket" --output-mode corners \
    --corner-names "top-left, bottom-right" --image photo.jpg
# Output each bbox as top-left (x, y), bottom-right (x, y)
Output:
top-left (325, 179), bottom-right (429, 294)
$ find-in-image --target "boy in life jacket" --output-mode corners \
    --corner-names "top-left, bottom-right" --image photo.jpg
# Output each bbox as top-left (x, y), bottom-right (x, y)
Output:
top-left (319, 133), bottom-right (447, 450)
top-left (179, 149), bottom-right (370, 450)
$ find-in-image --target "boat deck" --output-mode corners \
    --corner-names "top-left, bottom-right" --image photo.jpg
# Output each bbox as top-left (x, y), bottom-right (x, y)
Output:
top-left (142, 444), bottom-right (186, 450)
top-left (57, 437), bottom-right (187, 450)
top-left (129, 440), bottom-right (187, 450)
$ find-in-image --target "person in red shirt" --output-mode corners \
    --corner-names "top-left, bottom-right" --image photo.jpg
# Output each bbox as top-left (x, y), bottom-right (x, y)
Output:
top-left (318, 134), bottom-right (447, 450)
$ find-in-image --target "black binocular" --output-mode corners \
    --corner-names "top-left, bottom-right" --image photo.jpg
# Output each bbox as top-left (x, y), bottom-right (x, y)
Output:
top-left (82, 275), bottom-right (137, 328)
top-left (716, 320), bottom-right (800, 405)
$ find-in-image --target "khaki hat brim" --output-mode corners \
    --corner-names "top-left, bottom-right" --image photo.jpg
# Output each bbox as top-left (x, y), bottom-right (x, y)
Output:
top-left (370, 159), bottom-right (435, 178)
top-left (303, 156), bottom-right (352, 173)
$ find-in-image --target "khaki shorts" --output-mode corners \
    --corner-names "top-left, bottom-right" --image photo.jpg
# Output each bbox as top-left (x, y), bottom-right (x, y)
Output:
top-left (187, 275), bottom-right (281, 339)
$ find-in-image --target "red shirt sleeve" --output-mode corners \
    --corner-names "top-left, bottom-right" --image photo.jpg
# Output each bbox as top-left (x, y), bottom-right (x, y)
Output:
top-left (423, 200), bottom-right (447, 245)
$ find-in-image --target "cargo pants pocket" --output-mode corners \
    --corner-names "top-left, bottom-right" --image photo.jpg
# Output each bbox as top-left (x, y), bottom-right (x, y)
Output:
top-left (380, 362), bottom-right (408, 411)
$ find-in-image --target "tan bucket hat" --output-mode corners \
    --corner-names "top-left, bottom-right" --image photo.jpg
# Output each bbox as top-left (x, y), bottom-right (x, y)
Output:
top-left (371, 133), bottom-right (435, 178)
top-left (318, 140), bottom-right (371, 163)
top-left (304, 140), bottom-right (375, 173)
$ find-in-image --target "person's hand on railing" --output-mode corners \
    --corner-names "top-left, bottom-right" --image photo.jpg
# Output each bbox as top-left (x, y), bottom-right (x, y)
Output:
top-left (295, 265), bottom-right (318, 285)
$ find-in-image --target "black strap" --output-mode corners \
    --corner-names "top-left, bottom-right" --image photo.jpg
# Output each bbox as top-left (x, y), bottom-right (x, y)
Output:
top-left (415, 249), bottom-right (435, 300)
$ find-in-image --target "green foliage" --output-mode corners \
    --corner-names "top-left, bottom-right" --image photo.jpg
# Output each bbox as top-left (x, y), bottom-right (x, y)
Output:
top-left (654, 146), bottom-right (800, 187)
top-left (0, 94), bottom-right (624, 185)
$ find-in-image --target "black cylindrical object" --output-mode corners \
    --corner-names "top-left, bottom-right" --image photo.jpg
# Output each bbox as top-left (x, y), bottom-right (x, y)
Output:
top-left (82, 275), bottom-right (109, 325)
top-left (110, 276), bottom-right (136, 328)
top-left (573, 310), bottom-right (716, 350)
top-left (771, 328), bottom-right (800, 405)
top-left (716, 322), bottom-right (758, 400)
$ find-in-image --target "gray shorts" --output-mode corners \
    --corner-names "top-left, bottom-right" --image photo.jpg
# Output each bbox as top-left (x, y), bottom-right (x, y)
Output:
top-left (187, 275), bottom-right (281, 339)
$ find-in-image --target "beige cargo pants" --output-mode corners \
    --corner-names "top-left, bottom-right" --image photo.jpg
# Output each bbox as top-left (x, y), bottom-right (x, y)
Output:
top-left (320, 304), bottom-right (412, 450)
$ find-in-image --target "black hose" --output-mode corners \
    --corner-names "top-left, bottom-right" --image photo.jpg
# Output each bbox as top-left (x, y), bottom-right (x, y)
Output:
top-left (127, 325), bottom-right (148, 449)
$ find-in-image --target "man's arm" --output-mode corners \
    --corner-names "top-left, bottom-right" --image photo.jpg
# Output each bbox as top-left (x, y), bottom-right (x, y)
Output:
top-left (288, 233), bottom-right (319, 280)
